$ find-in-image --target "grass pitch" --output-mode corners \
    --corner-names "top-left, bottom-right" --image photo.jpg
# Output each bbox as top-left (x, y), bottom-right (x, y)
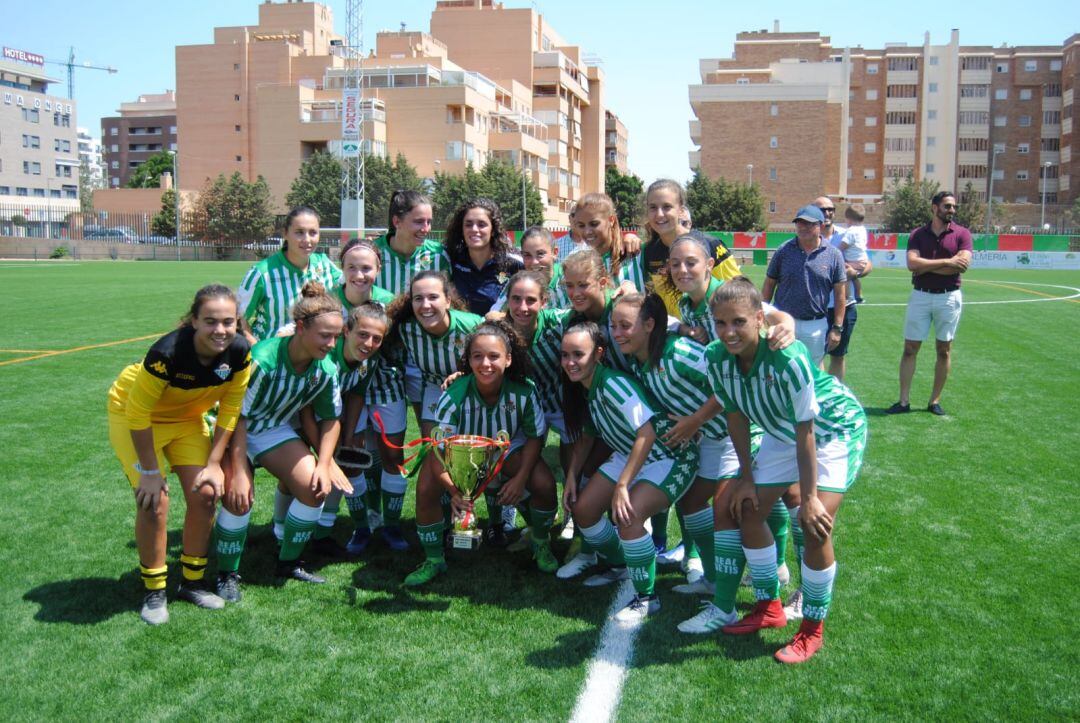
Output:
top-left (0, 260), bottom-right (1077, 720)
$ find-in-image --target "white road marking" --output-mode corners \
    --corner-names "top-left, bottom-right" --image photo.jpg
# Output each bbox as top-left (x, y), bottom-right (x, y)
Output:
top-left (569, 580), bottom-right (640, 723)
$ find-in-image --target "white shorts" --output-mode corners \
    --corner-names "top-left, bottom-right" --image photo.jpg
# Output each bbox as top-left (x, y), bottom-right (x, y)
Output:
top-left (904, 289), bottom-right (962, 342)
top-left (358, 400), bottom-right (407, 436)
top-left (597, 452), bottom-right (696, 505)
top-left (404, 364), bottom-right (424, 403)
top-left (698, 436), bottom-right (740, 482)
top-left (419, 382), bottom-right (444, 423)
top-left (246, 422), bottom-right (302, 464)
top-left (751, 432), bottom-right (864, 494)
top-left (794, 317), bottom-right (828, 367)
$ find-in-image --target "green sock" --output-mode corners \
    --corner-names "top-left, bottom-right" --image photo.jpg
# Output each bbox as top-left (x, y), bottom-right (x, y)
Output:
top-left (744, 544), bottom-right (780, 601)
top-left (440, 492), bottom-right (452, 527)
top-left (676, 507), bottom-right (698, 559)
top-left (712, 529), bottom-right (745, 613)
top-left (416, 521), bottom-right (445, 563)
top-left (345, 479), bottom-right (370, 530)
top-left (380, 471), bottom-right (407, 526)
top-left (529, 506), bottom-right (556, 541)
top-left (789, 506), bottom-right (805, 569)
top-left (801, 562), bottom-right (836, 621)
top-left (214, 509), bottom-right (250, 573)
top-left (766, 499), bottom-right (789, 570)
top-left (622, 533), bottom-right (657, 596)
top-left (682, 506), bottom-right (715, 582)
top-left (580, 518), bottom-right (625, 565)
top-left (365, 448), bottom-right (383, 513)
top-left (279, 500), bottom-right (321, 562)
top-left (650, 509), bottom-right (670, 548)
top-left (315, 490), bottom-right (341, 540)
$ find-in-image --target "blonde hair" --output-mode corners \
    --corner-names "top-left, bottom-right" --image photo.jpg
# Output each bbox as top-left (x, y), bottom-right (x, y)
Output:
top-left (576, 193), bottom-right (627, 279)
top-left (561, 249), bottom-right (610, 287)
top-left (291, 281), bottom-right (343, 324)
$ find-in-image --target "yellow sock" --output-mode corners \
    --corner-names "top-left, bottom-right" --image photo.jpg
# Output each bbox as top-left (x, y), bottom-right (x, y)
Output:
top-left (180, 553), bottom-right (208, 582)
top-left (140, 564), bottom-right (168, 591)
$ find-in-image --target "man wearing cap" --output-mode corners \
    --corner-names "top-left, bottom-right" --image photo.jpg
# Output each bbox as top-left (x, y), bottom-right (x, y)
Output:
top-left (886, 191), bottom-right (972, 416)
top-left (762, 205), bottom-right (847, 367)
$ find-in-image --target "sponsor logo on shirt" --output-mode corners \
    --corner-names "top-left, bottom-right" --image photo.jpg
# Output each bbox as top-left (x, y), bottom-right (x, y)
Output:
top-left (176, 373), bottom-right (196, 381)
top-left (149, 360), bottom-right (167, 375)
top-left (215, 364), bottom-right (232, 380)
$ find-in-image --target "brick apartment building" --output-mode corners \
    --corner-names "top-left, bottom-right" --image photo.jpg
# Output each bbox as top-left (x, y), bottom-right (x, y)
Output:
top-left (689, 26), bottom-right (1079, 222)
top-left (173, 0), bottom-right (618, 223)
top-left (605, 110), bottom-right (628, 173)
top-left (101, 91), bottom-right (177, 188)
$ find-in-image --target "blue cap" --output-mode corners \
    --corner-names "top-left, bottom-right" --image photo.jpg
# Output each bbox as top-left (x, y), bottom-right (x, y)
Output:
top-left (792, 205), bottom-right (825, 224)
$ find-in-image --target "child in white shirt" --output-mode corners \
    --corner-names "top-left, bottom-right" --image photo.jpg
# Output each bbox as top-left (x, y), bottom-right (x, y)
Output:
top-left (841, 204), bottom-right (869, 302)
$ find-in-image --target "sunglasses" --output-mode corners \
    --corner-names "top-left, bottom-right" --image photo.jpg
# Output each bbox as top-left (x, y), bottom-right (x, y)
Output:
top-left (940, 204), bottom-right (957, 210)
top-left (820, 207), bottom-right (836, 213)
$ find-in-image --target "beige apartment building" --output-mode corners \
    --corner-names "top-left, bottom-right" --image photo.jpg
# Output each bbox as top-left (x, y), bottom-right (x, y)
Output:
top-left (605, 110), bottom-right (629, 174)
top-left (689, 26), bottom-right (1079, 220)
top-left (102, 91), bottom-right (177, 187)
top-left (174, 0), bottom-right (614, 223)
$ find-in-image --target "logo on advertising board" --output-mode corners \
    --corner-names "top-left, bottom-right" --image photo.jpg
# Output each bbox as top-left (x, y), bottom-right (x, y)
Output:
top-left (341, 89), bottom-right (360, 158)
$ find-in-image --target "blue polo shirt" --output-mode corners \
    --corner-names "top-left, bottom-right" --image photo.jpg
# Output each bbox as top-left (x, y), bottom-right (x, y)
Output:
top-left (766, 237), bottom-right (845, 320)
top-left (451, 252), bottom-right (524, 315)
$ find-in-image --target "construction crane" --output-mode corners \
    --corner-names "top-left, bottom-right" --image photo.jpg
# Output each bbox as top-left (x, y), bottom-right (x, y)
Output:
top-left (340, 0), bottom-right (365, 233)
top-left (45, 47), bottom-right (117, 99)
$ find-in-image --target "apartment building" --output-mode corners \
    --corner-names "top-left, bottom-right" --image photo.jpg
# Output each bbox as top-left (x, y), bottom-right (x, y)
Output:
top-left (77, 127), bottom-right (104, 187)
top-left (101, 91), bottom-right (178, 187)
top-left (0, 52), bottom-right (79, 228)
top-left (605, 110), bottom-right (628, 173)
top-left (689, 26), bottom-right (1079, 219)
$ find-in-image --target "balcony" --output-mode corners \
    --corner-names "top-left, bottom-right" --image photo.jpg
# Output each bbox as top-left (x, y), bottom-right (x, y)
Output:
top-left (885, 97), bottom-right (917, 113)
top-left (1040, 151), bottom-right (1060, 165)
top-left (1039, 178), bottom-right (1059, 193)
top-left (958, 151), bottom-right (988, 166)
top-left (533, 51), bottom-right (590, 95)
top-left (688, 150), bottom-right (701, 168)
top-left (689, 119), bottom-right (701, 145)
top-left (959, 96), bottom-right (990, 111)
top-left (959, 69), bottom-right (991, 86)
top-left (886, 69), bottom-right (919, 85)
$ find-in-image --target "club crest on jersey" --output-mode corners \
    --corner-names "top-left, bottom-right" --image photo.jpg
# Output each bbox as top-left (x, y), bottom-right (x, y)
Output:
top-left (502, 399), bottom-right (517, 414)
top-left (497, 271), bottom-right (508, 285)
top-left (454, 337), bottom-right (466, 349)
top-left (764, 373), bottom-right (776, 386)
top-left (214, 363), bottom-right (231, 380)
top-left (417, 251), bottom-right (432, 269)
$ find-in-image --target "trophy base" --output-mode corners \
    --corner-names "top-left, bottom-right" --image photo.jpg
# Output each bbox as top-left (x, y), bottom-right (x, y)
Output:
top-left (451, 530), bottom-right (482, 551)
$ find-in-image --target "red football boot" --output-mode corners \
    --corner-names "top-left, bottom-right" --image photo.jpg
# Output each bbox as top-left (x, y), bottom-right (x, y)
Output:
top-left (774, 619), bottom-right (824, 664)
top-left (721, 599), bottom-right (787, 635)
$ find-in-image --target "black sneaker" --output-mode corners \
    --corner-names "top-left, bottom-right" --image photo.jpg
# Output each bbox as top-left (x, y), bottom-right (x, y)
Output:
top-left (177, 579), bottom-right (225, 610)
top-left (309, 535), bottom-right (353, 560)
top-left (216, 571), bottom-right (243, 602)
top-left (484, 525), bottom-right (508, 548)
top-left (139, 589), bottom-right (169, 625)
top-left (885, 402), bottom-right (911, 414)
top-left (275, 559), bottom-right (326, 584)
top-left (856, 296), bottom-right (866, 304)
top-left (927, 402), bottom-right (946, 416)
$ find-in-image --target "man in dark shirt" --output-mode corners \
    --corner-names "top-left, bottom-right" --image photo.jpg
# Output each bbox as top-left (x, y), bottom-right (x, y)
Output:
top-left (886, 191), bottom-right (973, 416)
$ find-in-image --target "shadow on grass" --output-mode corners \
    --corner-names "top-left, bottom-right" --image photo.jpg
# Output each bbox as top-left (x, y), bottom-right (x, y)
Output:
top-left (23, 571), bottom-right (141, 624)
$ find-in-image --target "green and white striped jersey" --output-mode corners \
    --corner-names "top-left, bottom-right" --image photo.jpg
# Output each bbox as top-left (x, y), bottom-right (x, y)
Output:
top-left (333, 283), bottom-right (395, 313)
top-left (568, 291), bottom-right (634, 373)
top-left (547, 262), bottom-right (571, 309)
top-left (242, 336), bottom-right (342, 433)
top-left (601, 249), bottom-right (648, 293)
top-left (237, 250), bottom-right (342, 340)
top-left (332, 283), bottom-right (403, 405)
top-left (328, 336), bottom-right (379, 399)
top-left (373, 234), bottom-right (451, 294)
top-left (399, 309), bottom-right (483, 387)
top-left (523, 308), bottom-right (573, 413)
top-left (631, 334), bottom-right (728, 440)
top-left (678, 276), bottom-right (724, 344)
top-left (705, 339), bottom-right (866, 445)
top-left (434, 374), bottom-right (546, 441)
top-left (585, 365), bottom-right (674, 464)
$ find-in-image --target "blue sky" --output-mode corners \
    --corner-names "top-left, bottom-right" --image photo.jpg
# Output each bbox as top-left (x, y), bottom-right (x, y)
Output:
top-left (5, 0), bottom-right (1077, 183)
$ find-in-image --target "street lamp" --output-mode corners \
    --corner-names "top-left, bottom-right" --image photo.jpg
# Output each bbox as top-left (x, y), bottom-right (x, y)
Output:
top-left (985, 146), bottom-right (1004, 233)
top-left (520, 153), bottom-right (528, 232)
top-left (169, 150), bottom-right (180, 261)
top-left (746, 164), bottom-right (754, 185)
top-left (1040, 161), bottom-right (1052, 232)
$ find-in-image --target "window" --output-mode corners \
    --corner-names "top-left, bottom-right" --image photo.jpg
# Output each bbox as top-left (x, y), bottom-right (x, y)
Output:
top-left (847, 168), bottom-right (853, 179)
top-left (169, 142), bottom-right (177, 151)
top-left (867, 64), bottom-right (878, 75)
top-left (864, 142), bottom-right (877, 153)
top-left (996, 62), bottom-right (1009, 73)
top-left (885, 111), bottom-right (917, 124)
top-left (847, 116), bottom-right (853, 127)
top-left (1019, 88), bottom-right (1033, 100)
top-left (235, 125), bottom-right (241, 132)
top-left (235, 155), bottom-right (242, 162)
top-left (1016, 196), bottom-right (1029, 203)
top-left (1043, 110), bottom-right (1061, 125)
top-left (887, 57), bottom-right (918, 71)
top-left (1044, 83), bottom-right (1062, 98)
top-left (1019, 115), bottom-right (1031, 127)
top-left (992, 169), bottom-right (1004, 180)
top-left (993, 142), bottom-right (1006, 153)
top-left (1016, 170), bottom-right (1029, 180)
top-left (233, 63), bottom-right (240, 70)
top-left (170, 125), bottom-right (177, 134)
top-left (958, 164), bottom-right (987, 178)
top-left (959, 110), bottom-right (988, 124)
top-left (927, 136), bottom-right (936, 147)
top-left (962, 56), bottom-right (990, 70)
top-left (1041, 165), bottom-right (1059, 179)
top-left (887, 84), bottom-right (918, 98)
top-left (769, 201), bottom-right (776, 213)
top-left (927, 109), bottom-right (938, 120)
top-left (54, 164), bottom-right (72, 177)
top-left (1050, 59), bottom-right (1062, 71)
top-left (865, 116), bottom-right (877, 126)
top-left (111, 177), bottom-right (119, 187)
top-left (770, 104), bottom-right (778, 116)
top-left (446, 141), bottom-right (462, 161)
top-left (110, 127), bottom-right (118, 136)
top-left (16, 187), bottom-right (28, 196)
top-left (994, 88), bottom-right (1008, 100)
top-left (863, 169), bottom-right (876, 179)
top-left (234, 94), bottom-right (241, 101)
top-left (1017, 143), bottom-right (1029, 154)
top-left (768, 167), bottom-right (777, 181)
top-left (1041, 138), bottom-right (1060, 151)
top-left (110, 144), bottom-right (118, 152)
top-left (929, 56), bottom-right (939, 66)
top-left (866, 89), bottom-right (877, 100)
top-left (769, 136), bottom-right (778, 148)
top-left (885, 137), bottom-right (916, 151)
top-left (994, 115), bottom-right (1007, 127)
top-left (22, 108), bottom-right (39, 122)
top-left (736, 77), bottom-right (750, 85)
top-left (929, 82), bottom-right (939, 93)
top-left (32, 188), bottom-right (44, 197)
top-left (958, 138), bottom-right (989, 152)
top-left (22, 134), bottom-right (40, 148)
top-left (1024, 60), bottom-right (1037, 72)
top-left (23, 161), bottom-right (41, 175)
top-left (926, 163), bottom-right (935, 173)
top-left (960, 84), bottom-right (989, 98)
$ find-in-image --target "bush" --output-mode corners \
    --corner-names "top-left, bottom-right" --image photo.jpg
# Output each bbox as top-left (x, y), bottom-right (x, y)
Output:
top-left (49, 246), bottom-right (69, 259)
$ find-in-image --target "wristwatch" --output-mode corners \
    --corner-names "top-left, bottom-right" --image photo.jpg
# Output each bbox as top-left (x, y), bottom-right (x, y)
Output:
top-left (830, 324), bottom-right (843, 333)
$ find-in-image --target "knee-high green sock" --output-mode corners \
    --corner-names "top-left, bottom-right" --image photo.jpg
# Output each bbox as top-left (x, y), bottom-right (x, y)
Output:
top-left (279, 500), bottom-right (322, 562)
top-left (650, 509), bottom-right (670, 548)
top-left (744, 544), bottom-right (780, 602)
top-left (712, 529), bottom-right (745, 613)
top-left (529, 506), bottom-right (556, 541)
top-left (345, 476), bottom-right (369, 530)
top-left (579, 518), bottom-right (625, 565)
top-left (676, 507), bottom-right (698, 559)
top-left (380, 471), bottom-right (407, 526)
top-left (767, 499), bottom-right (789, 569)
top-left (416, 521), bottom-right (445, 563)
top-left (801, 561), bottom-right (836, 621)
top-left (315, 489), bottom-right (342, 540)
top-left (622, 533), bottom-right (657, 596)
top-left (789, 506), bottom-right (805, 569)
top-left (682, 506), bottom-right (715, 582)
top-left (214, 509), bottom-right (250, 573)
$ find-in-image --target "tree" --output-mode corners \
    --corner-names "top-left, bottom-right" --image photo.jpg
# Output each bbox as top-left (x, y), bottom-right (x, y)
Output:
top-left (954, 181), bottom-right (1003, 231)
top-left (430, 159), bottom-right (542, 230)
top-left (363, 153), bottom-right (424, 229)
top-left (78, 161), bottom-right (100, 213)
top-left (685, 168), bottom-right (766, 231)
top-left (881, 175), bottom-right (939, 232)
top-left (125, 151), bottom-right (174, 189)
top-left (193, 172), bottom-right (275, 244)
top-left (431, 163), bottom-right (483, 229)
top-left (604, 166), bottom-right (644, 229)
top-left (151, 189), bottom-right (177, 238)
top-left (286, 151), bottom-right (343, 227)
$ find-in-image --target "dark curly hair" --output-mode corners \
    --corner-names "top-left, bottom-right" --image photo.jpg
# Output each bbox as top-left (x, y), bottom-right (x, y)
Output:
top-left (456, 319), bottom-right (532, 385)
top-left (444, 198), bottom-right (516, 272)
top-left (560, 321), bottom-right (606, 439)
top-left (384, 270), bottom-right (467, 364)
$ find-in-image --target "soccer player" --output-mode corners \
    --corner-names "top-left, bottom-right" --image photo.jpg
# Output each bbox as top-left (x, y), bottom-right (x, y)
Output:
top-left (560, 322), bottom-right (698, 622)
top-left (107, 284), bottom-right (251, 625)
top-left (572, 192), bottom-right (647, 293)
top-left (404, 321), bottom-right (559, 586)
top-left (237, 206), bottom-right (342, 342)
top-left (709, 277), bottom-right (867, 664)
top-left (520, 226), bottom-right (571, 309)
top-left (560, 249), bottom-right (637, 373)
top-left (445, 198), bottom-right (524, 316)
top-left (221, 282), bottom-right (351, 593)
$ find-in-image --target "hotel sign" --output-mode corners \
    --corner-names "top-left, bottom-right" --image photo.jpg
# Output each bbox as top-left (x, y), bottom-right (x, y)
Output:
top-left (4, 47), bottom-right (45, 66)
top-left (341, 89), bottom-right (360, 158)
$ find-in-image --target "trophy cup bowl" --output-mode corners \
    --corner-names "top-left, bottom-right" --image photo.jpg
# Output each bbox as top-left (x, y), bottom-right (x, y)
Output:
top-left (430, 428), bottom-right (510, 551)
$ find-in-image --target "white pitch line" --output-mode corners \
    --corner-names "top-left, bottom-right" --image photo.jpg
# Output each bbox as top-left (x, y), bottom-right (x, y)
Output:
top-left (569, 580), bottom-right (640, 723)
top-left (861, 282), bottom-right (1080, 307)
